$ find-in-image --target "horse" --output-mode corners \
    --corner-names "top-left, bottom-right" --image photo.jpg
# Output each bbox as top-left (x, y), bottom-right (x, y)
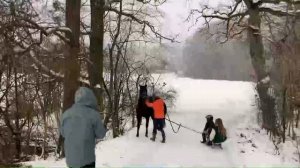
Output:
top-left (136, 85), bottom-right (154, 137)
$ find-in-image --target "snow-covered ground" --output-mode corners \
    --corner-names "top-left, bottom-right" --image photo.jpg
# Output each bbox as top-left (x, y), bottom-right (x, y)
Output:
top-left (25, 74), bottom-right (299, 167)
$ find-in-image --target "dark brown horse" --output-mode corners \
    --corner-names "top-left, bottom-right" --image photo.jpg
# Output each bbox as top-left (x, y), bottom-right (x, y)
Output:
top-left (136, 85), bottom-right (154, 137)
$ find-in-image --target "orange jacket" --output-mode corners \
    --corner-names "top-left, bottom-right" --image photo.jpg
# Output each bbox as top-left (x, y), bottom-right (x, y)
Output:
top-left (146, 98), bottom-right (166, 119)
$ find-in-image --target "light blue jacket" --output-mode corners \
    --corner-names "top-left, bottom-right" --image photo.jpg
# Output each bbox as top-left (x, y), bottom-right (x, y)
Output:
top-left (60, 87), bottom-right (106, 167)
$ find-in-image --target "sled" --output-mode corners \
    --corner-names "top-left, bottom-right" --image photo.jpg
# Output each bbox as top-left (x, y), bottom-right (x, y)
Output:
top-left (211, 143), bottom-right (223, 149)
top-left (201, 141), bottom-right (223, 149)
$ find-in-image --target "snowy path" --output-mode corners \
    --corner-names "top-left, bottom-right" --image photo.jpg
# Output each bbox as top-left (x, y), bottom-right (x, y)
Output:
top-left (26, 74), bottom-right (299, 167)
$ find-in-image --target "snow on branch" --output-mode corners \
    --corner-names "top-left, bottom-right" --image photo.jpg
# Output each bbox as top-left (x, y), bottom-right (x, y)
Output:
top-left (13, 43), bottom-right (89, 85)
top-left (259, 7), bottom-right (300, 17)
top-left (18, 17), bottom-right (71, 44)
top-left (29, 50), bottom-right (90, 85)
top-left (29, 50), bottom-right (64, 79)
top-left (45, 27), bottom-right (72, 34)
top-left (188, 0), bottom-right (300, 43)
top-left (259, 75), bottom-right (271, 84)
top-left (259, 0), bottom-right (300, 5)
top-left (136, 0), bottom-right (167, 6)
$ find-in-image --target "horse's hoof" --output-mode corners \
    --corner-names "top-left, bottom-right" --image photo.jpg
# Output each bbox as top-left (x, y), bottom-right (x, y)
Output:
top-left (136, 134), bottom-right (139, 137)
top-left (145, 134), bottom-right (148, 137)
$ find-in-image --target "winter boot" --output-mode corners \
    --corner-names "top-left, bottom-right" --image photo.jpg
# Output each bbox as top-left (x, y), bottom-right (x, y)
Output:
top-left (150, 133), bottom-right (156, 141)
top-left (201, 133), bottom-right (207, 143)
top-left (161, 137), bottom-right (166, 143)
top-left (161, 130), bottom-right (166, 143)
top-left (207, 141), bottom-right (212, 146)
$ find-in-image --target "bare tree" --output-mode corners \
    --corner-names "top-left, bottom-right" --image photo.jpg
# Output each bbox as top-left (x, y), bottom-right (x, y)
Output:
top-left (0, 0), bottom-right (176, 162)
top-left (188, 0), bottom-right (300, 135)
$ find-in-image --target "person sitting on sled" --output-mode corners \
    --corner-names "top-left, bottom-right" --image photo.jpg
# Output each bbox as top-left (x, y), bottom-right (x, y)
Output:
top-left (212, 118), bottom-right (227, 144)
top-left (201, 114), bottom-right (215, 144)
top-left (146, 91), bottom-right (167, 143)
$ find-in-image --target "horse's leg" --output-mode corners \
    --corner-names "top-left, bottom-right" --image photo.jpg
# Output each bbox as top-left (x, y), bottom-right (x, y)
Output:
top-left (136, 115), bottom-right (141, 137)
top-left (145, 116), bottom-right (149, 137)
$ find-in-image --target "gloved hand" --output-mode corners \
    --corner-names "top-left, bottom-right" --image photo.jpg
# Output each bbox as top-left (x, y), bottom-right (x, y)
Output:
top-left (149, 96), bottom-right (155, 102)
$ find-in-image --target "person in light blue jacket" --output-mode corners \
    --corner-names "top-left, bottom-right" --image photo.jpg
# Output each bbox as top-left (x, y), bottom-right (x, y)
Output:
top-left (60, 87), bottom-right (106, 168)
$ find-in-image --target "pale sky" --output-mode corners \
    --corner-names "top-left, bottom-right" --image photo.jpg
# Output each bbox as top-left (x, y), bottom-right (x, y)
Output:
top-left (159, 0), bottom-right (202, 42)
top-left (158, 0), bottom-right (235, 42)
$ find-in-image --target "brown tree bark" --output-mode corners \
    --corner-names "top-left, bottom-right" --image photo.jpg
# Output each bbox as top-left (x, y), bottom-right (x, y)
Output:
top-left (89, 0), bottom-right (105, 110)
top-left (244, 0), bottom-right (276, 132)
top-left (58, 0), bottom-right (81, 158)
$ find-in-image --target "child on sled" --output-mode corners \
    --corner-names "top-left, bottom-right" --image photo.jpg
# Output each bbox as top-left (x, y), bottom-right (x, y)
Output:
top-left (201, 116), bottom-right (227, 147)
top-left (211, 118), bottom-right (227, 146)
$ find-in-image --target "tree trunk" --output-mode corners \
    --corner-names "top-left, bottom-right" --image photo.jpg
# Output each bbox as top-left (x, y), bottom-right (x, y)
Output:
top-left (292, 123), bottom-right (296, 140)
top-left (104, 0), bottom-right (122, 136)
top-left (43, 109), bottom-right (47, 160)
top-left (248, 8), bottom-right (276, 132)
top-left (296, 108), bottom-right (300, 128)
top-left (89, 0), bottom-right (105, 110)
top-left (288, 121), bottom-right (291, 136)
top-left (282, 88), bottom-right (287, 143)
top-left (58, 0), bottom-right (81, 158)
top-left (14, 66), bottom-right (21, 160)
top-left (125, 70), bottom-right (136, 128)
top-left (15, 133), bottom-right (21, 160)
top-left (112, 50), bottom-right (122, 137)
top-left (63, 0), bottom-right (81, 112)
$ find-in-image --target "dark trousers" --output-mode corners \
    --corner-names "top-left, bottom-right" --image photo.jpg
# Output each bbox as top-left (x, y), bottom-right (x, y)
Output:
top-left (202, 128), bottom-right (212, 142)
top-left (153, 119), bottom-right (165, 138)
top-left (81, 162), bottom-right (95, 168)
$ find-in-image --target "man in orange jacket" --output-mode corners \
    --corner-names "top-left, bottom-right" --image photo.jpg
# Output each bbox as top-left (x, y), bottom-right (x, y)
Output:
top-left (146, 93), bottom-right (167, 143)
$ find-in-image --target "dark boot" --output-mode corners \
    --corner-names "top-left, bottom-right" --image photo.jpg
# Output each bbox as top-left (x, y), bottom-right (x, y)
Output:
top-left (161, 129), bottom-right (166, 143)
top-left (161, 137), bottom-right (166, 143)
top-left (150, 133), bottom-right (156, 141)
top-left (207, 141), bottom-right (212, 146)
top-left (201, 133), bottom-right (207, 143)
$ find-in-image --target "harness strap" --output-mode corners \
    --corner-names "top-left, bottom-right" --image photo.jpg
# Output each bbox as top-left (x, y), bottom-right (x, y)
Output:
top-left (166, 113), bottom-right (202, 134)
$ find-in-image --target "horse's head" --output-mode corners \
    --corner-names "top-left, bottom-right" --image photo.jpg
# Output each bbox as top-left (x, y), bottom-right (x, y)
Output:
top-left (139, 85), bottom-right (148, 99)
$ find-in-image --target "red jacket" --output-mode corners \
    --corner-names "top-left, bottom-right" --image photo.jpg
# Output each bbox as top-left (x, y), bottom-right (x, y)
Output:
top-left (146, 98), bottom-right (166, 119)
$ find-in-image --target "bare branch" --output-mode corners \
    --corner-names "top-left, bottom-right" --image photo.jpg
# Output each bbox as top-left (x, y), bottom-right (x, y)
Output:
top-left (105, 6), bottom-right (178, 42)
top-left (189, 5), bottom-right (249, 22)
top-left (203, 11), bottom-right (249, 20)
top-left (229, 0), bottom-right (243, 16)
